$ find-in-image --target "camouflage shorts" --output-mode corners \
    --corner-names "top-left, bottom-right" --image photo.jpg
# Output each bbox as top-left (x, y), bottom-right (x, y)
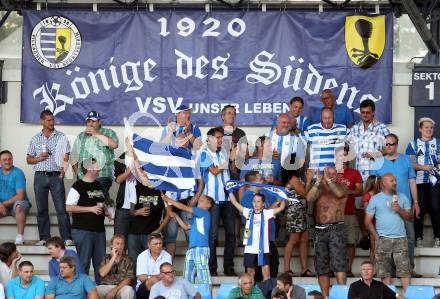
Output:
top-left (286, 201), bottom-right (308, 233)
top-left (313, 223), bottom-right (347, 276)
top-left (375, 236), bottom-right (411, 278)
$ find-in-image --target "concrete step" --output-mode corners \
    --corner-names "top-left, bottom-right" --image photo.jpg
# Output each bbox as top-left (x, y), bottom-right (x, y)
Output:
top-left (9, 243), bottom-right (440, 276)
top-left (1, 215), bottom-right (439, 247)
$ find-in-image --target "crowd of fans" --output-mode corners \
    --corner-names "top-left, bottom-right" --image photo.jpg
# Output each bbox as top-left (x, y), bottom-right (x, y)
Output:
top-left (0, 88), bottom-right (437, 299)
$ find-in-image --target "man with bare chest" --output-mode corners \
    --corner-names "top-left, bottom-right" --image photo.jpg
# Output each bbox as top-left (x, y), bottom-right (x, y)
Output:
top-left (306, 166), bottom-right (347, 297)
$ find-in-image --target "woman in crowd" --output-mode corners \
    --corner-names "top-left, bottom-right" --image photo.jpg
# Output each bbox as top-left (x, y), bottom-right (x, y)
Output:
top-left (283, 169), bottom-right (314, 277)
top-left (362, 175), bottom-right (381, 263)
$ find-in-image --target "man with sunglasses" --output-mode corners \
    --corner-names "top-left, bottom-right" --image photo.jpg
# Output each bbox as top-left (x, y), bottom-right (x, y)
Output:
top-left (149, 262), bottom-right (200, 299)
top-left (371, 133), bottom-right (421, 278)
top-left (97, 234), bottom-right (134, 299)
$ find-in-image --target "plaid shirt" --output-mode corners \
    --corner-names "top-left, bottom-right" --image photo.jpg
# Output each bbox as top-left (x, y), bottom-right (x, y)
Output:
top-left (72, 127), bottom-right (118, 179)
top-left (100, 254), bottom-right (135, 285)
top-left (349, 120), bottom-right (390, 178)
top-left (27, 130), bottom-right (70, 172)
top-left (228, 286), bottom-right (264, 299)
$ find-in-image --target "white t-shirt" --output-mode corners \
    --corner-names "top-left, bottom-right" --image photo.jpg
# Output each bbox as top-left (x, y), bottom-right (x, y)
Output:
top-left (242, 208), bottom-right (274, 254)
top-left (136, 249), bottom-right (172, 289)
top-left (0, 261), bottom-right (11, 286)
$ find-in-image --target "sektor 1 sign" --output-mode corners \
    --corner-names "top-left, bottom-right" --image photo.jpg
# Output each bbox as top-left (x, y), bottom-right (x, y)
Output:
top-left (410, 66), bottom-right (440, 106)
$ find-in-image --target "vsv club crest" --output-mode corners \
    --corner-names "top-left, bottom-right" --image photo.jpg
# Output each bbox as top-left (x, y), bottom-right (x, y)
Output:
top-left (30, 16), bottom-right (82, 69)
top-left (345, 15), bottom-right (386, 69)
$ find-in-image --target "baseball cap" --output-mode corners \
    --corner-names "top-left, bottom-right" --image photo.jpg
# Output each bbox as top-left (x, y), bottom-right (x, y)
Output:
top-left (86, 111), bottom-right (100, 121)
top-left (175, 104), bottom-right (191, 114)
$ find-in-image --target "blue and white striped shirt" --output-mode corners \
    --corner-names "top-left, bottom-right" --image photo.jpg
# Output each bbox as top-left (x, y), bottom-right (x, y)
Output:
top-left (302, 123), bottom-right (348, 171)
top-left (348, 120), bottom-right (390, 179)
top-left (406, 138), bottom-right (440, 184)
top-left (198, 147), bottom-right (230, 203)
top-left (27, 130), bottom-right (71, 172)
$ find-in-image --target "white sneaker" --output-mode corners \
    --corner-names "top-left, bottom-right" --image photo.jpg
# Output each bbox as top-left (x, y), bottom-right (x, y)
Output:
top-left (434, 238), bottom-right (440, 248)
top-left (64, 239), bottom-right (74, 246)
top-left (416, 238), bottom-right (423, 248)
top-left (14, 235), bottom-right (24, 245)
top-left (35, 240), bottom-right (46, 246)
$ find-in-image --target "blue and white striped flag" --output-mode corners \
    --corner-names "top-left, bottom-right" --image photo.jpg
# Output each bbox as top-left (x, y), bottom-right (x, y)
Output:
top-left (131, 133), bottom-right (196, 192)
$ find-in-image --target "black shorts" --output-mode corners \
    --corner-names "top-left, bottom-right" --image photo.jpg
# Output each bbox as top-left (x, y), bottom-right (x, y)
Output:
top-left (243, 253), bottom-right (271, 268)
top-left (313, 223), bottom-right (347, 276)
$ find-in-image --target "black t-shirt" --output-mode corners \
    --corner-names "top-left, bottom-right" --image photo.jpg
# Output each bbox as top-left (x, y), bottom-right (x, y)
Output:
top-left (70, 180), bottom-right (105, 232)
top-left (348, 279), bottom-right (396, 299)
top-left (223, 127), bottom-right (247, 180)
top-left (128, 183), bottom-right (165, 235)
top-left (114, 153), bottom-right (127, 209)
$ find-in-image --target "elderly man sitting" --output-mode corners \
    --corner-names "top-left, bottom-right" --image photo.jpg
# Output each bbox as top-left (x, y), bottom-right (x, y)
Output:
top-left (228, 273), bottom-right (264, 299)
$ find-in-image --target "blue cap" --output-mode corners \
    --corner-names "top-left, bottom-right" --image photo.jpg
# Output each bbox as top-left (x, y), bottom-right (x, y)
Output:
top-left (86, 111), bottom-right (100, 121)
top-left (175, 104), bottom-right (191, 114)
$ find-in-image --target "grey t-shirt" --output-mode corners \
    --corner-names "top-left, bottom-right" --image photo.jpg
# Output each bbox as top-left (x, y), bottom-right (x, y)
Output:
top-left (149, 277), bottom-right (197, 299)
top-left (271, 285), bottom-right (306, 299)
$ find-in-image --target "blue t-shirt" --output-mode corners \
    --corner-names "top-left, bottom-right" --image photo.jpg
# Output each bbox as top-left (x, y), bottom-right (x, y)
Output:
top-left (160, 124), bottom-right (202, 153)
top-left (366, 192), bottom-right (411, 238)
top-left (6, 276), bottom-right (45, 299)
top-left (371, 154), bottom-right (416, 202)
top-left (0, 166), bottom-right (27, 202)
top-left (188, 207), bottom-right (211, 248)
top-left (46, 273), bottom-right (96, 299)
top-left (240, 189), bottom-right (276, 241)
top-left (49, 249), bottom-right (84, 278)
top-left (240, 158), bottom-right (281, 182)
top-left (311, 104), bottom-right (354, 127)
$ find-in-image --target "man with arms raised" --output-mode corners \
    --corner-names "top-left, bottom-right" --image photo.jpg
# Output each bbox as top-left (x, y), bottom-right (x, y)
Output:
top-left (306, 166), bottom-right (347, 298)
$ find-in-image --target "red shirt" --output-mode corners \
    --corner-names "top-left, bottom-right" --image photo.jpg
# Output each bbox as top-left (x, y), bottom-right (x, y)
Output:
top-left (337, 167), bottom-right (363, 215)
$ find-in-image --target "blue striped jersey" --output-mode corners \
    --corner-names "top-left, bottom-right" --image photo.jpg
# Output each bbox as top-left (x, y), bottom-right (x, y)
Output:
top-left (302, 123), bottom-right (348, 171)
top-left (405, 138), bottom-right (440, 184)
top-left (198, 147), bottom-right (230, 203)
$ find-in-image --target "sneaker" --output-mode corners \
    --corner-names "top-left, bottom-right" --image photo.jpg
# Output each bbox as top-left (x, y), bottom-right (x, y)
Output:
top-left (224, 269), bottom-right (237, 277)
top-left (411, 270), bottom-right (423, 278)
top-left (416, 238), bottom-right (423, 248)
top-left (14, 235), bottom-right (24, 245)
top-left (64, 239), bottom-right (74, 246)
top-left (434, 238), bottom-right (440, 248)
top-left (35, 240), bottom-right (46, 246)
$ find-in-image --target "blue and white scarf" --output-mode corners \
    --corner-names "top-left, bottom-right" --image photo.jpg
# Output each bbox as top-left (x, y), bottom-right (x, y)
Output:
top-left (225, 180), bottom-right (298, 203)
top-left (429, 155), bottom-right (440, 186)
top-left (243, 209), bottom-right (266, 266)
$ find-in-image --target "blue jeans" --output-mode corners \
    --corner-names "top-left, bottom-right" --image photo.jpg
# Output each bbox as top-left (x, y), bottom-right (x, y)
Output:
top-left (114, 208), bottom-right (131, 239)
top-left (127, 234), bottom-right (150, 265)
top-left (415, 184), bottom-right (440, 239)
top-left (72, 229), bottom-right (106, 283)
top-left (34, 172), bottom-right (71, 241)
top-left (209, 201), bottom-right (236, 271)
top-left (165, 211), bottom-right (192, 243)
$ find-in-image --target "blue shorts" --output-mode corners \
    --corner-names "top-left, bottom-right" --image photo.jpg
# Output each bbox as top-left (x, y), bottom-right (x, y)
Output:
top-left (243, 253), bottom-right (270, 268)
top-left (5, 200), bottom-right (31, 217)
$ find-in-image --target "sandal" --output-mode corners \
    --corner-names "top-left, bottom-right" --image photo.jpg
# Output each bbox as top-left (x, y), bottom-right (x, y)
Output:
top-left (286, 270), bottom-right (295, 277)
top-left (300, 269), bottom-right (315, 277)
